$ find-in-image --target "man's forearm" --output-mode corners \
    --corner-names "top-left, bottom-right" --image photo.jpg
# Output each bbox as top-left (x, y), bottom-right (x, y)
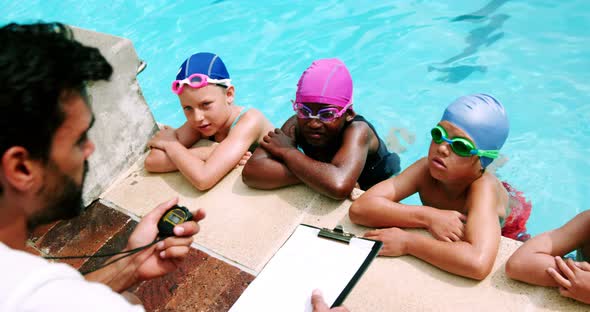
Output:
top-left (84, 252), bottom-right (139, 293)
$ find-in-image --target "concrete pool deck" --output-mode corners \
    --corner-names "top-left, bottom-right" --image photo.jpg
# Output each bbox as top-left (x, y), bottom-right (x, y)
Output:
top-left (101, 158), bottom-right (588, 312)
top-left (27, 26), bottom-right (589, 311)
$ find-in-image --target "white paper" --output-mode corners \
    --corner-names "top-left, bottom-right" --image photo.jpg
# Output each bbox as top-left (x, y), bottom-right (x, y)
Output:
top-left (229, 225), bottom-right (376, 312)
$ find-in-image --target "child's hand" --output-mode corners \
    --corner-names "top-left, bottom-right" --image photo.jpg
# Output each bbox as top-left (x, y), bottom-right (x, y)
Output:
top-left (261, 128), bottom-right (297, 159)
top-left (547, 256), bottom-right (590, 304)
top-left (148, 126), bottom-right (178, 150)
top-left (574, 261), bottom-right (590, 271)
top-left (235, 151), bottom-right (252, 168)
top-left (348, 183), bottom-right (363, 201)
top-left (426, 209), bottom-right (467, 242)
top-left (364, 227), bottom-right (409, 257)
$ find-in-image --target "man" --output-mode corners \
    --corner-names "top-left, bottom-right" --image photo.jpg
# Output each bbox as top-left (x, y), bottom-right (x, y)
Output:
top-left (0, 22), bottom-right (205, 311)
top-left (0, 22), bottom-right (347, 311)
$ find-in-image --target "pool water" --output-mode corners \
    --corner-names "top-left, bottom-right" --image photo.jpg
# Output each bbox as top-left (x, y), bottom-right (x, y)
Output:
top-left (3, 0), bottom-right (589, 236)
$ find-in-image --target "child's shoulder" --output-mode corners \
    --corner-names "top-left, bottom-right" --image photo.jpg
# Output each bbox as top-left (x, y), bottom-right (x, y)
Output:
top-left (468, 171), bottom-right (506, 202)
top-left (232, 107), bottom-right (274, 139)
top-left (345, 117), bottom-right (374, 136)
top-left (472, 171), bottom-right (501, 189)
top-left (575, 210), bottom-right (590, 223)
top-left (233, 108), bottom-right (273, 129)
top-left (238, 107), bottom-right (267, 121)
top-left (402, 157), bottom-right (432, 184)
top-left (348, 115), bottom-right (372, 128)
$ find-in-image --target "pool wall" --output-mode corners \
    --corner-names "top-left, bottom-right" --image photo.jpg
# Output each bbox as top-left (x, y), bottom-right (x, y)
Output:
top-left (71, 27), bottom-right (158, 206)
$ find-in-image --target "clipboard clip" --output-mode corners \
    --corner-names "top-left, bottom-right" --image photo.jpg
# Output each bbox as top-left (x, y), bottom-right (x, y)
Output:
top-left (318, 225), bottom-right (354, 244)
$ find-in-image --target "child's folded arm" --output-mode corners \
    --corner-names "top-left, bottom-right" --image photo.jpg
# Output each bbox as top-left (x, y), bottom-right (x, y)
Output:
top-left (241, 147), bottom-right (301, 189)
top-left (243, 117), bottom-right (302, 189)
top-left (145, 122), bottom-right (202, 172)
top-left (405, 179), bottom-right (502, 280)
top-left (144, 148), bottom-right (177, 172)
top-left (404, 230), bottom-right (498, 280)
top-left (165, 114), bottom-right (263, 191)
top-left (285, 154), bottom-right (359, 200)
top-left (506, 210), bottom-right (590, 286)
top-left (350, 158), bottom-right (432, 228)
top-left (279, 123), bottom-right (371, 200)
top-left (505, 232), bottom-right (563, 286)
top-left (145, 145), bottom-right (218, 172)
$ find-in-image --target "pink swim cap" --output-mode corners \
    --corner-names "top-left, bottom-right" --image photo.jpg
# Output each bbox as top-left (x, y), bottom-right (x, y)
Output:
top-left (295, 58), bottom-right (353, 108)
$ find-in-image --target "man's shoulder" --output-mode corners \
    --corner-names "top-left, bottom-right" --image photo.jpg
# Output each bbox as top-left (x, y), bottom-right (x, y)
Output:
top-left (0, 242), bottom-right (82, 298)
top-left (0, 242), bottom-right (72, 278)
top-left (0, 243), bottom-right (143, 311)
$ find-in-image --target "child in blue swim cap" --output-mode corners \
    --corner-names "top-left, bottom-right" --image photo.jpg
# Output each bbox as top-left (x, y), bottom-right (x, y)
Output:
top-left (350, 94), bottom-right (530, 280)
top-left (145, 52), bottom-right (274, 190)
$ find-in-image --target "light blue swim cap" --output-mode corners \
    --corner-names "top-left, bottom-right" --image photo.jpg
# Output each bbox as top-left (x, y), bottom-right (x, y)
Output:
top-left (441, 94), bottom-right (509, 168)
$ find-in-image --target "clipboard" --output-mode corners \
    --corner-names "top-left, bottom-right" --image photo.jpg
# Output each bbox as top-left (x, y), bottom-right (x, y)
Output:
top-left (229, 224), bottom-right (382, 312)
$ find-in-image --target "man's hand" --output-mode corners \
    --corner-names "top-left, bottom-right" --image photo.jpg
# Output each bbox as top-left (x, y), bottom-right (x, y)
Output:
top-left (364, 227), bottom-right (409, 257)
top-left (260, 128), bottom-right (297, 159)
top-left (311, 289), bottom-right (349, 312)
top-left (426, 208), bottom-right (466, 242)
top-left (127, 197), bottom-right (205, 282)
top-left (148, 126), bottom-right (178, 150)
top-left (546, 256), bottom-right (590, 304)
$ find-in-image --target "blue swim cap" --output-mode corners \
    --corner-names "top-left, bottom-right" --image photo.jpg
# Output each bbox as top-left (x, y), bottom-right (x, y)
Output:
top-left (441, 94), bottom-right (509, 168)
top-left (176, 52), bottom-right (230, 80)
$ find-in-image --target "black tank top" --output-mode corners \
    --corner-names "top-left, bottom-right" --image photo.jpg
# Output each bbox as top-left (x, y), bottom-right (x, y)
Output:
top-left (296, 115), bottom-right (400, 190)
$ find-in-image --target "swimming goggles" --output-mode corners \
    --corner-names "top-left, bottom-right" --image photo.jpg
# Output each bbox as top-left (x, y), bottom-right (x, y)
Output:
top-left (292, 101), bottom-right (352, 123)
top-left (171, 73), bottom-right (231, 94)
top-left (431, 125), bottom-right (499, 159)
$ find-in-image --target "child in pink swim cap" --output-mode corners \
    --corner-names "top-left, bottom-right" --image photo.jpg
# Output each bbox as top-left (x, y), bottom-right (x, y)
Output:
top-left (242, 58), bottom-right (401, 200)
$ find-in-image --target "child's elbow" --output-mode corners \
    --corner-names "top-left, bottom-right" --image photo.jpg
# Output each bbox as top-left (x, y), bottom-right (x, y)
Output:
top-left (192, 179), bottom-right (216, 192)
top-left (349, 201), bottom-right (366, 224)
top-left (326, 182), bottom-right (353, 201)
top-left (470, 266), bottom-right (492, 281)
top-left (241, 164), bottom-right (258, 187)
top-left (187, 171), bottom-right (218, 191)
top-left (466, 257), bottom-right (494, 280)
top-left (327, 191), bottom-right (349, 201)
top-left (504, 254), bottom-right (525, 281)
top-left (144, 153), bottom-right (159, 172)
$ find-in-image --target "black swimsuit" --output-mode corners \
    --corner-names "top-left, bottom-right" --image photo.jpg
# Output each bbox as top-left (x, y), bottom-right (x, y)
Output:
top-left (296, 115), bottom-right (401, 190)
top-left (352, 115), bottom-right (401, 189)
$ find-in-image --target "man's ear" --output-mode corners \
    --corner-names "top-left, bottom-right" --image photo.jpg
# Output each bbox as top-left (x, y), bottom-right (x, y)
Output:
top-left (225, 86), bottom-right (235, 105)
top-left (1, 147), bottom-right (42, 192)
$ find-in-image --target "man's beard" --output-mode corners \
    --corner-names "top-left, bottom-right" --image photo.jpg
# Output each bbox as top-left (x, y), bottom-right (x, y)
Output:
top-left (26, 161), bottom-right (88, 230)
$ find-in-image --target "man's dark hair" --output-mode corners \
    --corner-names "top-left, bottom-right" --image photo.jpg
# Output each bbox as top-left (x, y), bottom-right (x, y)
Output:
top-left (0, 22), bottom-right (112, 164)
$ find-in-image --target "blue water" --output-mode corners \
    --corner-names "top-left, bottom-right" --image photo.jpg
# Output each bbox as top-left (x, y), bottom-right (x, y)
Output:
top-left (2, 0), bottom-right (589, 236)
